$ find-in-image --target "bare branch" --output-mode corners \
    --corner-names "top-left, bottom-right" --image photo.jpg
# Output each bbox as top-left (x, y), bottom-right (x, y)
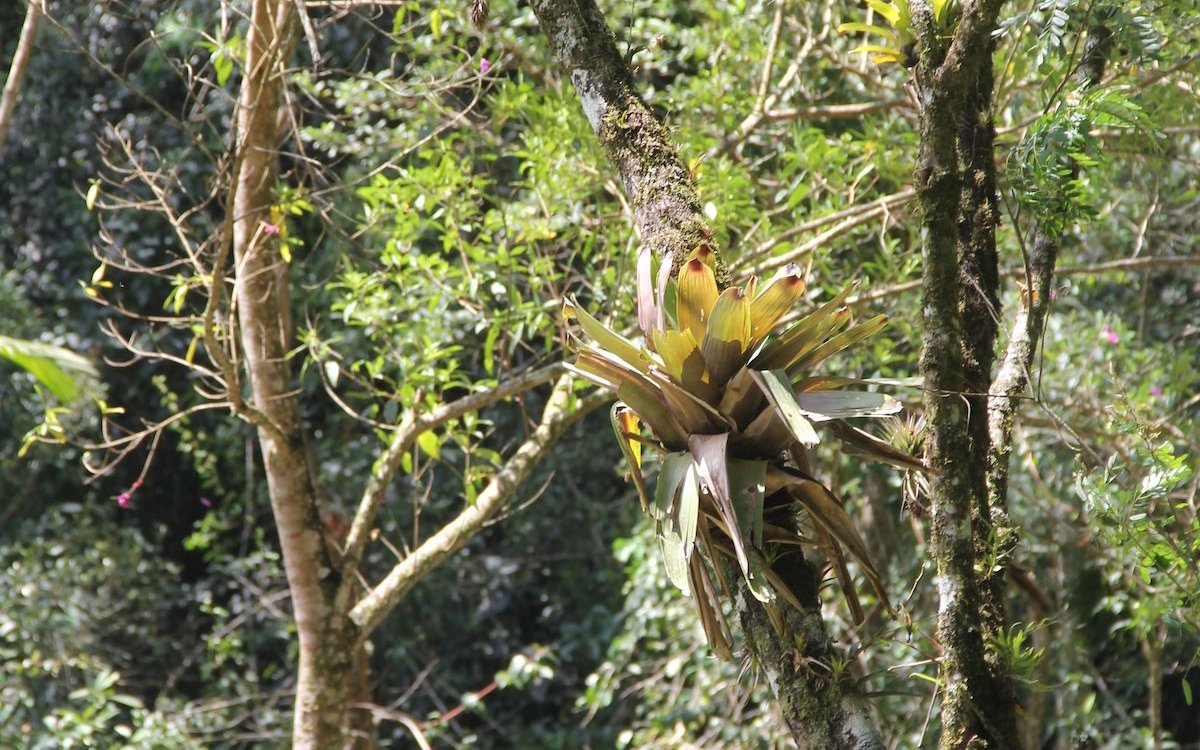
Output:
top-left (333, 363), bottom-right (565, 611)
top-left (349, 376), bottom-right (607, 636)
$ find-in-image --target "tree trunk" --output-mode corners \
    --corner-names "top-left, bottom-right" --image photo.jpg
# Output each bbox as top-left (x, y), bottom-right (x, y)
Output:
top-left (229, 1), bottom-right (356, 746)
top-left (912, 2), bottom-right (1019, 748)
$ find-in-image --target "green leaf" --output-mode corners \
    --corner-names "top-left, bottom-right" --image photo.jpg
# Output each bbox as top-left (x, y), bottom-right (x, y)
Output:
top-left (417, 430), bottom-right (441, 460)
top-left (0, 335), bottom-right (98, 403)
top-left (728, 459), bottom-right (767, 549)
top-left (752, 369), bottom-right (820, 448)
top-left (324, 360), bottom-right (340, 387)
top-left (679, 463), bottom-right (700, 561)
top-left (654, 452), bottom-right (693, 521)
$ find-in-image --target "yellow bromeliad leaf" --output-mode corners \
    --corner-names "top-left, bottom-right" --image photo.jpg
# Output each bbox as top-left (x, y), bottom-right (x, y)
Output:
top-left (865, 0), bottom-right (902, 25)
top-left (786, 313), bottom-right (889, 375)
top-left (652, 327), bottom-right (716, 403)
top-left (563, 295), bottom-right (651, 374)
top-left (676, 258), bottom-right (719, 342)
top-left (837, 21), bottom-right (901, 45)
top-left (610, 405), bottom-right (649, 512)
top-left (701, 287), bottom-right (752, 387)
top-left (850, 44), bottom-right (907, 64)
top-left (752, 283), bottom-right (857, 370)
top-left (750, 265), bottom-right (807, 344)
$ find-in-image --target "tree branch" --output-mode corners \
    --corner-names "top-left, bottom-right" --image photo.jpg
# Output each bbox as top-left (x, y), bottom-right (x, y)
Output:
top-left (334, 363), bottom-right (564, 613)
top-left (348, 376), bottom-right (607, 636)
top-left (0, 0), bottom-right (44, 155)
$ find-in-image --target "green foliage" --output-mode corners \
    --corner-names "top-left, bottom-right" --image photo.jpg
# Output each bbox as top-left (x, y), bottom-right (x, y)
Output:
top-left (1007, 87), bottom-right (1154, 238)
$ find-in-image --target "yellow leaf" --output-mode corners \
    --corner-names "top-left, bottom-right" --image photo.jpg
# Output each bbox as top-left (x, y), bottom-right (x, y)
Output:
top-left (676, 259), bottom-right (718, 341)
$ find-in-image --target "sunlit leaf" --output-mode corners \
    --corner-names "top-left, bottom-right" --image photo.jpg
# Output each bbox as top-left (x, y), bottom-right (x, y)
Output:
top-left (676, 259), bottom-right (719, 342)
top-left (794, 389), bottom-right (902, 421)
top-left (752, 369), bottom-right (820, 448)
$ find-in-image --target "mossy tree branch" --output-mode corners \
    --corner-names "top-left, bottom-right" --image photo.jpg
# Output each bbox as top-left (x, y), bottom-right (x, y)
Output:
top-left (527, 0), bottom-right (729, 285)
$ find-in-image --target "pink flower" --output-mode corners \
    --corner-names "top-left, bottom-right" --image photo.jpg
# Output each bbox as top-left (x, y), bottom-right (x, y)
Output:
top-left (480, 57), bottom-right (491, 75)
top-left (1150, 386), bottom-right (1163, 398)
top-left (200, 497), bottom-right (213, 509)
top-left (117, 493), bottom-right (131, 508)
top-left (261, 222), bottom-right (281, 237)
top-left (1100, 327), bottom-right (1119, 345)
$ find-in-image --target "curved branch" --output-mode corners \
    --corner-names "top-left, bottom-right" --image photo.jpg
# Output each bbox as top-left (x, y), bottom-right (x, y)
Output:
top-left (349, 376), bottom-right (607, 636)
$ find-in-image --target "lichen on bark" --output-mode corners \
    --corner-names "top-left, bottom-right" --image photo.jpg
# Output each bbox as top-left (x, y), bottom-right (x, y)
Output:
top-left (528, 0), bottom-right (730, 286)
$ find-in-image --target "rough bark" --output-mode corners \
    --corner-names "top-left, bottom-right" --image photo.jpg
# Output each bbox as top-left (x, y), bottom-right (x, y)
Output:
top-left (528, 0), bottom-right (883, 744)
top-left (230, 2), bottom-right (355, 747)
top-left (912, 1), bottom-right (1019, 747)
top-left (0, 0), bottom-right (44, 154)
top-left (527, 0), bottom-right (729, 284)
top-left (986, 21), bottom-right (1112, 516)
top-left (735, 554), bottom-right (884, 750)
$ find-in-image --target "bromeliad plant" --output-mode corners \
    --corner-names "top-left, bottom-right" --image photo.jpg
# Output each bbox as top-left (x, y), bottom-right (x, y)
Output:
top-left (563, 246), bottom-right (921, 658)
top-left (838, 0), bottom-right (960, 67)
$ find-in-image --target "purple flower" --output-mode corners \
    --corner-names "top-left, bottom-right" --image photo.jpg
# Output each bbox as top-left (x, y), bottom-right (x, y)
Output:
top-left (1100, 327), bottom-right (1119, 345)
top-left (117, 493), bottom-right (131, 508)
top-left (480, 57), bottom-right (491, 75)
top-left (200, 497), bottom-right (213, 509)
top-left (1150, 386), bottom-right (1163, 398)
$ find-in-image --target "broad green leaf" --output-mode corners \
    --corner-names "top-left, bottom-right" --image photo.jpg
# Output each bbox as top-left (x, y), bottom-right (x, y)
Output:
top-left (659, 521), bottom-right (691, 595)
top-left (417, 430), bottom-right (441, 459)
top-left (679, 463), bottom-right (700, 560)
top-left (728, 459), bottom-right (767, 549)
top-left (563, 296), bottom-right (650, 373)
top-left (0, 335), bottom-right (98, 403)
top-left (752, 369), bottom-right (820, 448)
top-left (654, 451), bottom-right (693, 520)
